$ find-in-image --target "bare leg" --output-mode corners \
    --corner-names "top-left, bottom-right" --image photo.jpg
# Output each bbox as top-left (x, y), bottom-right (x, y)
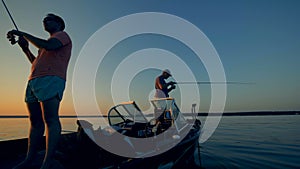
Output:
top-left (13, 102), bottom-right (45, 169)
top-left (40, 97), bottom-right (62, 169)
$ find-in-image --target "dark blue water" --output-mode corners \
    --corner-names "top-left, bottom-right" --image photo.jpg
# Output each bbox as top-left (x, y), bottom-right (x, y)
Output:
top-left (199, 115), bottom-right (300, 169)
top-left (1, 115), bottom-right (299, 168)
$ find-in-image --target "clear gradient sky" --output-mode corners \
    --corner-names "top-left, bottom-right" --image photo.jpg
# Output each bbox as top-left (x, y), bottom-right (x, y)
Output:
top-left (0, 0), bottom-right (299, 115)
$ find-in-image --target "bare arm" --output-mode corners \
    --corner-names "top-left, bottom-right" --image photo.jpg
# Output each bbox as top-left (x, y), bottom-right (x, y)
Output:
top-left (8, 30), bottom-right (63, 51)
top-left (156, 77), bottom-right (168, 90)
top-left (22, 48), bottom-right (36, 63)
top-left (21, 31), bottom-right (63, 50)
top-left (17, 36), bottom-right (36, 63)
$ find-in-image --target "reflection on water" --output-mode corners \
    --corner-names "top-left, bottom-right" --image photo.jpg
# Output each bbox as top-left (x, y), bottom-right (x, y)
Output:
top-left (0, 118), bottom-right (78, 141)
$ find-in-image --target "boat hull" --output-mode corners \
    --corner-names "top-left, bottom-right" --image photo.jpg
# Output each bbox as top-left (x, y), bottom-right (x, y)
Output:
top-left (0, 126), bottom-right (200, 169)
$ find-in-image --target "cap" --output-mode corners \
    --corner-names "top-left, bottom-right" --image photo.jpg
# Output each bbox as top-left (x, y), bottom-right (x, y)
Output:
top-left (163, 69), bottom-right (172, 76)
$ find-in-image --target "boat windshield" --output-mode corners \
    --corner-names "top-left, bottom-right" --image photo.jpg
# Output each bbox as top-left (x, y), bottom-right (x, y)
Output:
top-left (108, 101), bottom-right (148, 126)
top-left (151, 98), bottom-right (188, 132)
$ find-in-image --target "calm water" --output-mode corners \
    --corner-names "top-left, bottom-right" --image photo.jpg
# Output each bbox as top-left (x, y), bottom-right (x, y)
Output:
top-left (0, 115), bottom-right (299, 168)
top-left (199, 115), bottom-right (300, 169)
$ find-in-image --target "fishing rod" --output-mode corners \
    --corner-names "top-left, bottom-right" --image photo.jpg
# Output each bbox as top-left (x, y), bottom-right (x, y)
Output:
top-left (2, 0), bottom-right (19, 30)
top-left (175, 81), bottom-right (255, 85)
top-left (2, 0), bottom-right (19, 44)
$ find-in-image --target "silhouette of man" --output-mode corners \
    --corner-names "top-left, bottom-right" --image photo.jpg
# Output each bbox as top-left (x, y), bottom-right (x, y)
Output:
top-left (154, 69), bottom-right (176, 98)
top-left (7, 13), bottom-right (72, 169)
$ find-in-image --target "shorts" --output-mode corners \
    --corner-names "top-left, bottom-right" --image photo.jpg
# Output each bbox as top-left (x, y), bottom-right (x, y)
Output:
top-left (25, 76), bottom-right (66, 103)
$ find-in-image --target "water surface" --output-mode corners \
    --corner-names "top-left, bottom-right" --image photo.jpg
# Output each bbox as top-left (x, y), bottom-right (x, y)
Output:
top-left (199, 115), bottom-right (300, 168)
top-left (0, 115), bottom-right (299, 168)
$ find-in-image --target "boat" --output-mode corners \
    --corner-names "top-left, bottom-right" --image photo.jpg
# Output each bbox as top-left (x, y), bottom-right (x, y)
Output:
top-left (0, 98), bottom-right (201, 169)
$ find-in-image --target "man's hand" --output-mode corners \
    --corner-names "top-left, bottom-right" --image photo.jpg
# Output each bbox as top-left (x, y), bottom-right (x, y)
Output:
top-left (7, 32), bottom-right (17, 45)
top-left (7, 30), bottom-right (23, 37)
top-left (170, 85), bottom-right (176, 90)
top-left (169, 81), bottom-right (177, 85)
top-left (7, 30), bottom-right (24, 45)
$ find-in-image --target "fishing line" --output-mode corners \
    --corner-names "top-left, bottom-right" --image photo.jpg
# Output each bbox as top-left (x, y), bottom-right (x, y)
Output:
top-left (175, 81), bottom-right (255, 85)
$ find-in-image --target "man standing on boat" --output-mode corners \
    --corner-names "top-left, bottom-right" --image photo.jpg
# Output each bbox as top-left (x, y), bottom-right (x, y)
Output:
top-left (154, 69), bottom-right (176, 98)
top-left (7, 13), bottom-right (72, 169)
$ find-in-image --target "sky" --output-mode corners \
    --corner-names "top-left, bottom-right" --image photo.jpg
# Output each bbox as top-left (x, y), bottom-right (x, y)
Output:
top-left (0, 0), bottom-right (299, 116)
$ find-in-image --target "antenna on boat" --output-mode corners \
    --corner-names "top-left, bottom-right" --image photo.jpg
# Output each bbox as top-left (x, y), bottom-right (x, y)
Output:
top-left (191, 103), bottom-right (197, 120)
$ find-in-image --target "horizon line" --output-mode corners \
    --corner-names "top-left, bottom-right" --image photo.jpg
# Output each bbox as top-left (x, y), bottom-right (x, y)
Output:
top-left (0, 110), bottom-right (299, 118)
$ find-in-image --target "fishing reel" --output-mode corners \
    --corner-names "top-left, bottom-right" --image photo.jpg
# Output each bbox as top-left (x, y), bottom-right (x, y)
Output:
top-left (7, 33), bottom-right (18, 45)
